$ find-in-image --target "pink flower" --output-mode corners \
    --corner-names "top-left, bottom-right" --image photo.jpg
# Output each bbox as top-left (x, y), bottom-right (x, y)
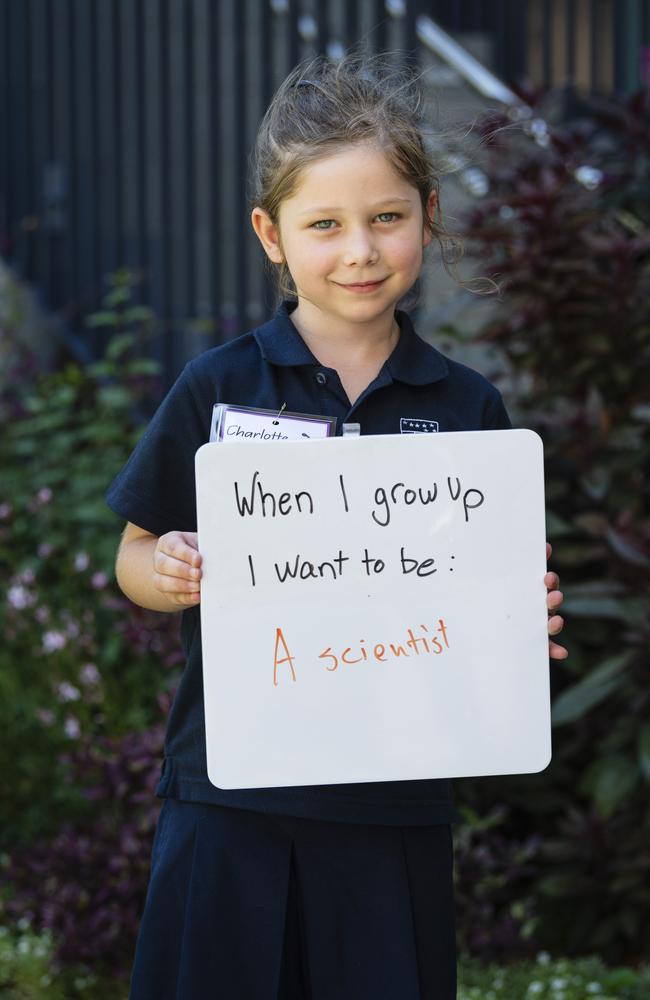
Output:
top-left (74, 552), bottom-right (90, 571)
top-left (17, 567), bottom-right (35, 585)
top-left (35, 708), bottom-right (55, 727)
top-left (7, 585), bottom-right (35, 610)
top-left (64, 715), bottom-right (81, 739)
top-left (56, 681), bottom-right (81, 702)
top-left (91, 571), bottom-right (109, 590)
top-left (42, 630), bottom-right (67, 653)
top-left (0, 503), bottom-right (12, 519)
top-left (79, 663), bottom-right (101, 686)
top-left (37, 487), bottom-right (53, 504)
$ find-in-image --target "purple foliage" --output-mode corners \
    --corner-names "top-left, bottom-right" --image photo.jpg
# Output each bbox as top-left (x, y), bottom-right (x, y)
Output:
top-left (454, 806), bottom-right (543, 961)
top-left (3, 722), bottom-right (165, 980)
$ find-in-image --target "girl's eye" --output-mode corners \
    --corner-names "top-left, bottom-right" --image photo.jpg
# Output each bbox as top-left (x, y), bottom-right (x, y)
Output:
top-left (310, 213), bottom-right (400, 230)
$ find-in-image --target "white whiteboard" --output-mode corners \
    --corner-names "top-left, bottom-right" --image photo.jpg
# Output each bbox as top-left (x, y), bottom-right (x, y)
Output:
top-left (195, 429), bottom-right (551, 789)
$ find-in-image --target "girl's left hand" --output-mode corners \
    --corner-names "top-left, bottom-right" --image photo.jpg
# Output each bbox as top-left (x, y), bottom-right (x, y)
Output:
top-left (545, 542), bottom-right (568, 660)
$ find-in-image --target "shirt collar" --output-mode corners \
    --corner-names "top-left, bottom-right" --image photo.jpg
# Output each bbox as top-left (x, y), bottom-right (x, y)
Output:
top-left (254, 299), bottom-right (449, 386)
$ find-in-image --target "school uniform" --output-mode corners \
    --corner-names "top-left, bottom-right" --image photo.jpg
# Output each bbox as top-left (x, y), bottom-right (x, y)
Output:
top-left (106, 299), bottom-right (511, 1000)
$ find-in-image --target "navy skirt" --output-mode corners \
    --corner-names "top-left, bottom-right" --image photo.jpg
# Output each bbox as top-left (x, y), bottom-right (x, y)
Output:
top-left (129, 799), bottom-right (456, 1000)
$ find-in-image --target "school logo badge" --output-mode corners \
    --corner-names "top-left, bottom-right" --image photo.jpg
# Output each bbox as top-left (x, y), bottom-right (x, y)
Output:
top-left (400, 417), bottom-right (439, 434)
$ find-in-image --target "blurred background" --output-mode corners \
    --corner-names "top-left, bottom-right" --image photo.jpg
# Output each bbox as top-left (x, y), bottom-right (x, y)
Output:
top-left (1, 2), bottom-right (649, 998)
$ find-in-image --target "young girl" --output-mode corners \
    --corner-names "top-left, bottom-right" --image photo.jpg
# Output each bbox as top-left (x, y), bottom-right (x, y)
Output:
top-left (107, 53), bottom-right (566, 1000)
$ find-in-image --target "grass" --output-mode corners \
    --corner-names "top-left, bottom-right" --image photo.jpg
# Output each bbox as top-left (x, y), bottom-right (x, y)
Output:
top-left (458, 953), bottom-right (650, 1000)
top-left (1, 925), bottom-right (649, 998)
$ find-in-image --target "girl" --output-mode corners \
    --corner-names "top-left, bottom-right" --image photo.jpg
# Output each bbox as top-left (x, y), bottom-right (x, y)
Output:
top-left (107, 53), bottom-right (566, 1000)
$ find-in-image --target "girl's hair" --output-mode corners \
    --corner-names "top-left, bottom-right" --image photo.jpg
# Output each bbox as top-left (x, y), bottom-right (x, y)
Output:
top-left (249, 51), bottom-right (492, 305)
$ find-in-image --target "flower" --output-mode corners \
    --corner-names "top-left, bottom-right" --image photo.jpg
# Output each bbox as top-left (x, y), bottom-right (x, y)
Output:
top-left (56, 681), bottom-right (81, 702)
top-left (36, 487), bottom-right (53, 504)
top-left (64, 715), bottom-right (81, 739)
top-left (7, 585), bottom-right (35, 610)
top-left (91, 571), bottom-right (109, 590)
top-left (74, 552), bottom-right (90, 571)
top-left (0, 502), bottom-right (13, 519)
top-left (37, 542), bottom-right (53, 559)
top-left (35, 606), bottom-right (50, 623)
top-left (79, 663), bottom-right (101, 686)
top-left (64, 619), bottom-right (80, 639)
top-left (42, 630), bottom-right (67, 653)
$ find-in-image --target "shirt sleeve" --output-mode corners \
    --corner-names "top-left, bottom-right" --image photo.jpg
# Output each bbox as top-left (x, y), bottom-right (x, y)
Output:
top-left (105, 364), bottom-right (209, 536)
top-left (482, 387), bottom-right (512, 430)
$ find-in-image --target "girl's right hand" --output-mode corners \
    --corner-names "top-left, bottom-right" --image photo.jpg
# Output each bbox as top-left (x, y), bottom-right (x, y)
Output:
top-left (153, 531), bottom-right (202, 607)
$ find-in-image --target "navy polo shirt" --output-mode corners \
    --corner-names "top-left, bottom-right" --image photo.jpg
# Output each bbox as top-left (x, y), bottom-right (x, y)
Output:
top-left (106, 300), bottom-right (511, 825)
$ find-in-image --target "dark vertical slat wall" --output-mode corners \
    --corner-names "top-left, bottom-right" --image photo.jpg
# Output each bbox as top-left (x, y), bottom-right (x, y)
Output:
top-left (119, 0), bottom-right (142, 282)
top-left (0, 0), bottom-right (8, 253)
top-left (95, 0), bottom-right (117, 287)
top-left (0, 0), bottom-right (646, 384)
top-left (142, 0), bottom-right (165, 350)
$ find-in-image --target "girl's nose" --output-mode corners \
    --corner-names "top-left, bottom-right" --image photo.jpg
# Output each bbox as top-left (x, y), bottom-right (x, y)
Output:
top-left (342, 229), bottom-right (378, 267)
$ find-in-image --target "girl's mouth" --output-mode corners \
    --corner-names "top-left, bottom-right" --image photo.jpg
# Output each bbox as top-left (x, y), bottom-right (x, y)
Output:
top-left (338, 278), bottom-right (387, 293)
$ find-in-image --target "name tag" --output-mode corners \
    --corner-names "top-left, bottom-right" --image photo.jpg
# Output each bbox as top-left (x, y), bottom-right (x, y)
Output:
top-left (210, 404), bottom-right (336, 443)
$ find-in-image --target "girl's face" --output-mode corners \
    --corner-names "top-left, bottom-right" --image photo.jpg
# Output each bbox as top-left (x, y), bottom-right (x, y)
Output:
top-left (253, 144), bottom-right (436, 330)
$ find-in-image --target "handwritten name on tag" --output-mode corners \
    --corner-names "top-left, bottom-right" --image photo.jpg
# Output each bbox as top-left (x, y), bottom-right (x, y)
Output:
top-left (210, 404), bottom-right (335, 443)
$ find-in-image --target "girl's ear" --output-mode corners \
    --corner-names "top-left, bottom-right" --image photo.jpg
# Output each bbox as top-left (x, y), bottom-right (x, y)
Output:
top-left (422, 190), bottom-right (438, 247)
top-left (251, 207), bottom-right (284, 264)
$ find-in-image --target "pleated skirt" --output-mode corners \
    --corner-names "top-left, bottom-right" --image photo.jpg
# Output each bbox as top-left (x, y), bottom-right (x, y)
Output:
top-left (129, 799), bottom-right (457, 1000)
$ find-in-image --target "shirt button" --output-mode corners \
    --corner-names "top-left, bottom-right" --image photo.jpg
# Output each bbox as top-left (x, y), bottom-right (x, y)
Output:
top-left (315, 371), bottom-right (327, 385)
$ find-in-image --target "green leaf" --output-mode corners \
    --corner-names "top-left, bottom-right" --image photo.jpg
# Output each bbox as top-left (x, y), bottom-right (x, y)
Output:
top-left (580, 468), bottom-right (610, 501)
top-left (84, 310), bottom-right (118, 329)
top-left (105, 333), bottom-right (135, 361)
top-left (545, 511), bottom-right (573, 537)
top-left (125, 358), bottom-right (161, 376)
top-left (103, 286), bottom-right (132, 308)
top-left (605, 526), bottom-right (650, 568)
top-left (98, 385), bottom-right (131, 409)
top-left (638, 723), bottom-right (650, 780)
top-left (122, 306), bottom-right (154, 324)
top-left (580, 753), bottom-right (638, 817)
top-left (561, 595), bottom-right (629, 618)
top-left (551, 651), bottom-right (633, 726)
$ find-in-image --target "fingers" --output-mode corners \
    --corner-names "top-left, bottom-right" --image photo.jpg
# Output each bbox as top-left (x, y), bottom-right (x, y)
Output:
top-left (154, 531), bottom-right (203, 605)
top-left (546, 589), bottom-right (563, 614)
top-left (159, 531), bottom-right (201, 567)
top-left (545, 544), bottom-right (567, 657)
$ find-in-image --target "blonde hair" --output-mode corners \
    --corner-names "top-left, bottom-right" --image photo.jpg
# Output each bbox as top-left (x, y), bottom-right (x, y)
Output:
top-left (249, 51), bottom-right (489, 305)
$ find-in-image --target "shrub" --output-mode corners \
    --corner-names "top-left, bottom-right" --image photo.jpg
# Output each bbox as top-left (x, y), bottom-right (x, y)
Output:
top-left (0, 270), bottom-right (181, 850)
top-left (454, 87), bottom-right (650, 961)
top-left (454, 805), bottom-right (542, 961)
top-left (0, 923), bottom-right (128, 999)
top-left (3, 723), bottom-right (164, 983)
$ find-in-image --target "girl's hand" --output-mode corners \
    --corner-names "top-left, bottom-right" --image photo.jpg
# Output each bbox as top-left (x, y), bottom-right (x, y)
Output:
top-left (545, 542), bottom-right (567, 660)
top-left (153, 531), bottom-right (202, 607)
